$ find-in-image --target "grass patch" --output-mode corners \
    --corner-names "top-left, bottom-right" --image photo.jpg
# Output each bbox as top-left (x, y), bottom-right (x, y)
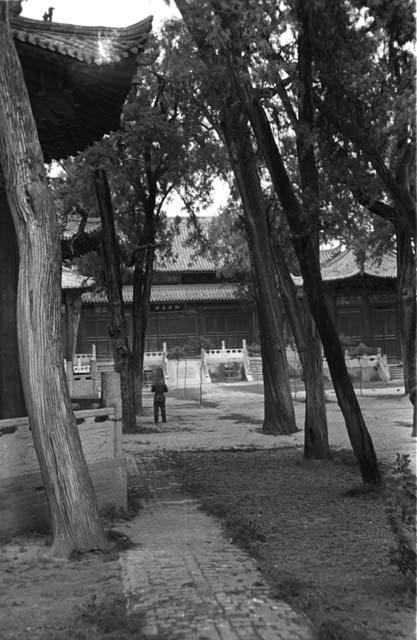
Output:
top-left (78, 595), bottom-right (147, 637)
top-left (316, 619), bottom-right (369, 640)
top-left (218, 412), bottom-right (263, 425)
top-left (171, 448), bottom-right (415, 640)
top-left (343, 483), bottom-right (384, 498)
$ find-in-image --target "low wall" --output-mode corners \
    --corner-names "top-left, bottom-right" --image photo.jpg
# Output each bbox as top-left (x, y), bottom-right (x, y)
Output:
top-left (322, 353), bottom-right (390, 382)
top-left (0, 407), bottom-right (126, 538)
top-left (165, 358), bottom-right (210, 387)
top-left (204, 342), bottom-right (252, 382)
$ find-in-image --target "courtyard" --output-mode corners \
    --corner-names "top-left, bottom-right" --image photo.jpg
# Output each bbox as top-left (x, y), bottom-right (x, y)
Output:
top-left (0, 383), bottom-right (415, 639)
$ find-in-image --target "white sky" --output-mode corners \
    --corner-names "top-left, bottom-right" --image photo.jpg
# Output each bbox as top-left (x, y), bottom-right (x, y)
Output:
top-left (21, 0), bottom-right (180, 27)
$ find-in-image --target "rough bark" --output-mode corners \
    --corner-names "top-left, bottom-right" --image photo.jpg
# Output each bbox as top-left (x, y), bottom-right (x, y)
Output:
top-left (293, 1), bottom-right (329, 458)
top-left (302, 306), bottom-right (329, 458)
top-left (0, 20), bottom-right (108, 554)
top-left (242, 91), bottom-right (380, 483)
top-left (396, 229), bottom-right (416, 436)
top-left (132, 210), bottom-right (156, 416)
top-left (311, 0), bottom-right (416, 436)
top-left (273, 246), bottom-right (329, 458)
top-left (175, 0), bottom-right (298, 435)
top-left (93, 169), bottom-right (137, 433)
top-left (0, 187), bottom-right (26, 418)
top-left (132, 263), bottom-right (147, 415)
top-left (221, 110), bottom-right (296, 435)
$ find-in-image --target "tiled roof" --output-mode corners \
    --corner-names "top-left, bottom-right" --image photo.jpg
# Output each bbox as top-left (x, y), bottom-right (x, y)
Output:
top-left (62, 217), bottom-right (101, 240)
top-left (62, 216), bottom-right (397, 290)
top-left (320, 246), bottom-right (341, 266)
top-left (82, 283), bottom-right (241, 304)
top-left (12, 15), bottom-right (152, 160)
top-left (320, 248), bottom-right (396, 281)
top-left (62, 217), bottom-right (218, 271)
top-left (156, 220), bottom-right (217, 272)
top-left (11, 15), bottom-right (152, 65)
top-left (62, 266), bottom-right (93, 290)
top-left (291, 247), bottom-right (396, 287)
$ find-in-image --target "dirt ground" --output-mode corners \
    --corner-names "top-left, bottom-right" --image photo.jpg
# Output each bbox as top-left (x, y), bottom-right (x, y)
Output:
top-left (0, 539), bottom-right (123, 639)
top-left (0, 383), bottom-right (415, 640)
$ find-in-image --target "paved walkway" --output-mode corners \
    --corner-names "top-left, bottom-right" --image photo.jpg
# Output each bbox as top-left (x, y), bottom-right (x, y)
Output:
top-left (118, 453), bottom-right (314, 640)
top-left (116, 383), bottom-right (415, 639)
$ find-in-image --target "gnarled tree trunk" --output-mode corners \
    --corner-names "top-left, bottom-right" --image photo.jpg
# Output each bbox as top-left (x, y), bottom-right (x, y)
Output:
top-left (94, 169), bottom-right (137, 433)
top-left (396, 229), bottom-right (416, 436)
top-left (221, 110), bottom-right (296, 435)
top-left (293, 2), bottom-right (329, 459)
top-left (132, 214), bottom-right (155, 416)
top-left (244, 93), bottom-right (380, 483)
top-left (0, 20), bottom-right (108, 555)
top-left (273, 246), bottom-right (329, 458)
top-left (132, 259), bottom-right (149, 415)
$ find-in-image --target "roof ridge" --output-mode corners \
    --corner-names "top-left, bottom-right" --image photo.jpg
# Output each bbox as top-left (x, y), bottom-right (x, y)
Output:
top-left (11, 15), bottom-right (153, 39)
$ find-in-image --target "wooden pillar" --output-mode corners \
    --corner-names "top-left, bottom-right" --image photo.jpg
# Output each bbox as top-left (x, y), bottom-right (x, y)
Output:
top-left (324, 287), bottom-right (336, 322)
top-left (64, 293), bottom-right (82, 361)
top-left (0, 187), bottom-right (25, 417)
top-left (361, 290), bottom-right (371, 345)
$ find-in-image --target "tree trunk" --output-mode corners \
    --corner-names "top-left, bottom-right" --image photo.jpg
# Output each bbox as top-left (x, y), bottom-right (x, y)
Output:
top-left (0, 188), bottom-right (26, 418)
top-left (132, 257), bottom-right (152, 416)
top-left (273, 246), bottom-right (329, 457)
top-left (396, 229), bottom-right (416, 436)
top-left (174, 0), bottom-right (295, 433)
top-left (221, 110), bottom-right (296, 435)
top-left (302, 305), bottom-right (329, 458)
top-left (0, 21), bottom-right (108, 555)
top-left (175, 0), bottom-right (377, 477)
top-left (243, 93), bottom-right (380, 483)
top-left (132, 271), bottom-right (147, 416)
top-left (93, 169), bottom-right (137, 433)
top-left (293, 3), bottom-right (329, 459)
top-left (132, 217), bottom-right (155, 416)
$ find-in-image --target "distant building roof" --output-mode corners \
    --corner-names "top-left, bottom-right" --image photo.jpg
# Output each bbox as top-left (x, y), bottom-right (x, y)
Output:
top-left (156, 220), bottom-right (217, 272)
top-left (62, 217), bottom-right (101, 240)
top-left (63, 216), bottom-right (397, 296)
top-left (320, 248), bottom-right (396, 282)
top-left (63, 217), bottom-right (343, 275)
top-left (320, 246), bottom-right (341, 266)
top-left (62, 266), bottom-right (93, 290)
top-left (82, 283), bottom-right (241, 304)
top-left (62, 217), bottom-right (217, 271)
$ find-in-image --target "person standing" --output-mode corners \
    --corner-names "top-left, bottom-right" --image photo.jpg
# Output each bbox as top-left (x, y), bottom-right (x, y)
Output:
top-left (151, 372), bottom-right (168, 424)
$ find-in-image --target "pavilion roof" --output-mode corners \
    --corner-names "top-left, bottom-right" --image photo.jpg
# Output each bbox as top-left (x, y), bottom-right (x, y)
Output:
top-left (62, 217), bottom-right (218, 272)
top-left (156, 220), bottom-right (218, 273)
top-left (292, 247), bottom-right (397, 286)
top-left (61, 266), bottom-right (93, 290)
top-left (11, 15), bottom-right (152, 64)
top-left (63, 216), bottom-right (397, 286)
top-left (321, 248), bottom-right (396, 281)
top-left (11, 14), bottom-right (152, 160)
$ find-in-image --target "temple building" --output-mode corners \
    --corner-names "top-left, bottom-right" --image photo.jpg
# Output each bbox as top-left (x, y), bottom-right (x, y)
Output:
top-left (0, 5), bottom-right (152, 418)
top-left (62, 218), bottom-right (401, 367)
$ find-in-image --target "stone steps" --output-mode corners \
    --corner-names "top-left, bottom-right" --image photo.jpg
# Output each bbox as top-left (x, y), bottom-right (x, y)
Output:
top-left (388, 363), bottom-right (404, 382)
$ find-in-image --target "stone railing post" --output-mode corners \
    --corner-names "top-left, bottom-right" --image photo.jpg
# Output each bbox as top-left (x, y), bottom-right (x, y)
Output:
top-left (101, 371), bottom-right (122, 420)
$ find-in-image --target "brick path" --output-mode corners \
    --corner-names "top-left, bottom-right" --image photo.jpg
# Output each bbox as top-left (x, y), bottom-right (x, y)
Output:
top-left (116, 383), bottom-right (415, 639)
top-left (118, 453), bottom-right (314, 640)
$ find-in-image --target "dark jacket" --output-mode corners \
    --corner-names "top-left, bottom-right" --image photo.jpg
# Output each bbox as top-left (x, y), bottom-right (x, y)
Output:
top-left (151, 381), bottom-right (168, 402)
